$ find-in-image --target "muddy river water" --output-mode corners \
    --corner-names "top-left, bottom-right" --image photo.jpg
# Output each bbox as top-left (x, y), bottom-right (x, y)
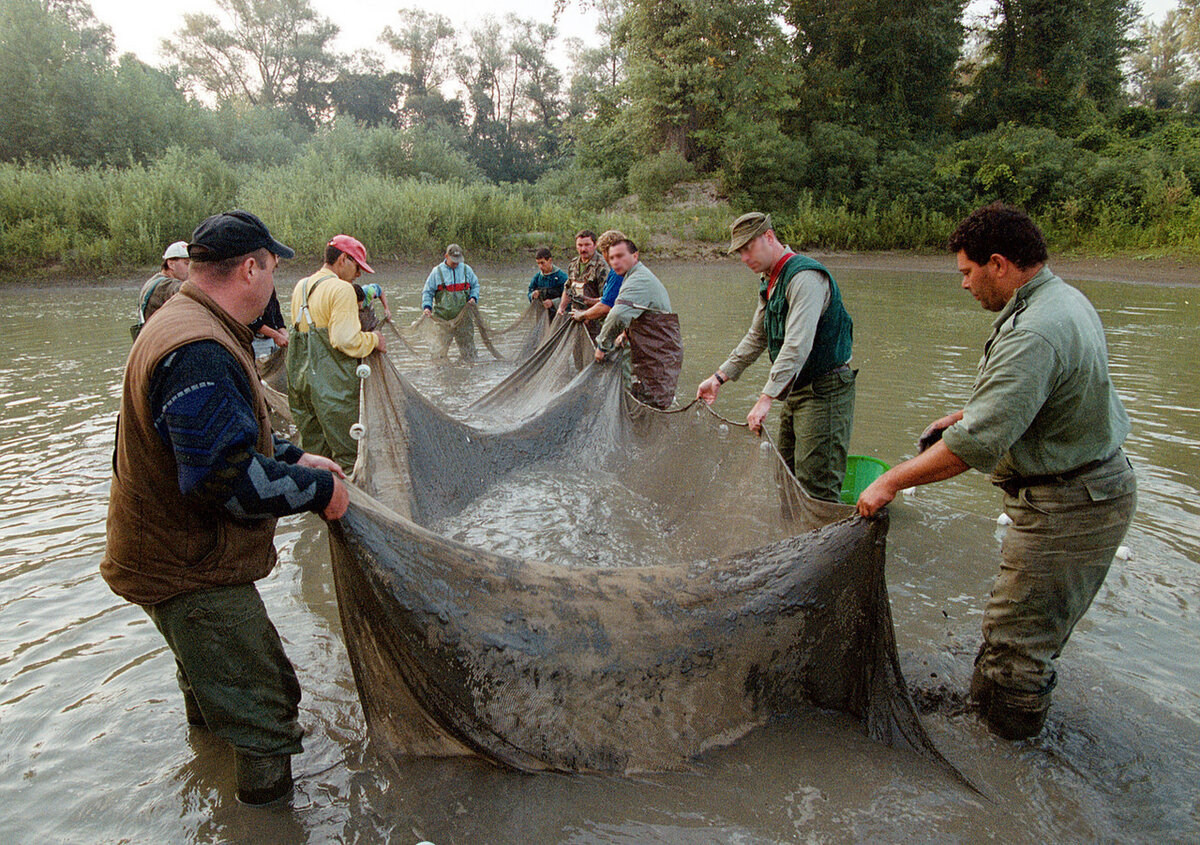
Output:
top-left (1, 258), bottom-right (1197, 842)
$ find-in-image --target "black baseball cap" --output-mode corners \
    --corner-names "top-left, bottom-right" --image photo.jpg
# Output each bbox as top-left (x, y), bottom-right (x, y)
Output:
top-left (188, 210), bottom-right (295, 262)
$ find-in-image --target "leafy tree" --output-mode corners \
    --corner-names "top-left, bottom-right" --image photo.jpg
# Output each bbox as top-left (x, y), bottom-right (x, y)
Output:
top-left (0, 0), bottom-right (204, 166)
top-left (1130, 10), bottom-right (1190, 110)
top-left (170, 0), bottom-right (339, 124)
top-left (963, 0), bottom-right (1139, 132)
top-left (1, 0), bottom-right (105, 162)
top-left (564, 0), bottom-right (628, 120)
top-left (380, 7), bottom-right (464, 128)
top-left (327, 51), bottom-right (403, 126)
top-left (453, 14), bottom-right (565, 181)
top-left (44, 0), bottom-right (113, 64)
top-left (785, 0), bottom-right (965, 133)
top-left (511, 18), bottom-right (564, 130)
top-left (621, 0), bottom-right (792, 166)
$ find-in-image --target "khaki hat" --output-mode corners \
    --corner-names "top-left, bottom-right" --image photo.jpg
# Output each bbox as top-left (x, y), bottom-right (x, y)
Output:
top-left (445, 243), bottom-right (464, 260)
top-left (727, 211), bottom-right (772, 254)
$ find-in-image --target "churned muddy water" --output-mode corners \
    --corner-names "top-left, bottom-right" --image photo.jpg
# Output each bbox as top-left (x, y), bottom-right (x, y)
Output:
top-left (1, 259), bottom-right (1197, 842)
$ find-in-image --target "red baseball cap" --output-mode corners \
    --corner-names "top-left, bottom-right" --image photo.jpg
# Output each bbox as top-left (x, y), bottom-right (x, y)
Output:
top-left (328, 234), bottom-right (375, 274)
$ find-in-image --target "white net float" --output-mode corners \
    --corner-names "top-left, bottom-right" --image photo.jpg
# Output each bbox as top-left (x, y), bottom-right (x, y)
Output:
top-left (356, 363), bottom-right (372, 379)
top-left (349, 423), bottom-right (366, 441)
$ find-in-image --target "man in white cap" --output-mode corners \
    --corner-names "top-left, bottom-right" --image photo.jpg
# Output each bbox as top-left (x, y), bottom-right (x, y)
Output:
top-left (287, 234), bottom-right (387, 472)
top-left (422, 243), bottom-right (481, 360)
top-left (133, 241), bottom-right (191, 336)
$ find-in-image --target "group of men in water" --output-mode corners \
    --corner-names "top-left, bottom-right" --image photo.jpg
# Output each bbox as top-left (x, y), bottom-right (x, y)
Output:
top-left (105, 201), bottom-right (1136, 805)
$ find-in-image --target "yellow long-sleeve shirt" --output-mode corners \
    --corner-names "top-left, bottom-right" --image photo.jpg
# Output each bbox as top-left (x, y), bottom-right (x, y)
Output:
top-left (289, 270), bottom-right (379, 358)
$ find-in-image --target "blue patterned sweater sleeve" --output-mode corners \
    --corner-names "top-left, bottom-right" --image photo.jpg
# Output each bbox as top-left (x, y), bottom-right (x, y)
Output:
top-left (149, 341), bottom-right (334, 519)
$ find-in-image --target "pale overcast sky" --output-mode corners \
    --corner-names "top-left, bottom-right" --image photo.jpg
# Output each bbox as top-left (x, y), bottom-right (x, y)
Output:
top-left (90, 0), bottom-right (1181, 71)
top-left (89, 0), bottom-right (602, 69)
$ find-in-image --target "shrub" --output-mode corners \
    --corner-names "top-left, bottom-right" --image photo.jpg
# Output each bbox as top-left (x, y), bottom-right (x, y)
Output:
top-left (627, 149), bottom-right (696, 209)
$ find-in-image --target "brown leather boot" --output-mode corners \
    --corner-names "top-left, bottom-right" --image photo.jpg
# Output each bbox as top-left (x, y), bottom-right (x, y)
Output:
top-left (235, 752), bottom-right (293, 806)
top-left (183, 690), bottom-right (206, 728)
top-left (983, 683), bottom-right (1053, 741)
top-left (968, 665), bottom-right (993, 710)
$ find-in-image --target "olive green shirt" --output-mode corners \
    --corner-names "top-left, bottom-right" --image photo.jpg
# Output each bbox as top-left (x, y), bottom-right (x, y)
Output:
top-left (942, 266), bottom-right (1130, 479)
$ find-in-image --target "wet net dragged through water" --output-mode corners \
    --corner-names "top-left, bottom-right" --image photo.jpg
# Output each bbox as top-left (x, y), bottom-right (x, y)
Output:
top-left (322, 313), bottom-right (971, 784)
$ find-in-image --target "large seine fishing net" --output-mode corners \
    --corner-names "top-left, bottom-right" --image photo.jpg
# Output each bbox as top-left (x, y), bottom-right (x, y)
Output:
top-left (309, 306), bottom-right (967, 782)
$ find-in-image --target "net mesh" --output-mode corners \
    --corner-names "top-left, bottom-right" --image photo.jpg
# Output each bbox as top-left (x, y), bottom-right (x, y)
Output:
top-left (319, 315), bottom-right (969, 782)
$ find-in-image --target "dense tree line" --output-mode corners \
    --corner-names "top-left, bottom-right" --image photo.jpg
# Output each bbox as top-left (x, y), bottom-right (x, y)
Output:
top-left (9, 0), bottom-right (1200, 261)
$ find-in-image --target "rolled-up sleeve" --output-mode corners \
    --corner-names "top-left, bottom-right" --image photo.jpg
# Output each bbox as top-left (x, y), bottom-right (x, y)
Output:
top-left (941, 329), bottom-right (1058, 473)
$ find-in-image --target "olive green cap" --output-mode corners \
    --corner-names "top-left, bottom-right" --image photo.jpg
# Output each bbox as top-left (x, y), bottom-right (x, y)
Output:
top-left (727, 211), bottom-right (772, 254)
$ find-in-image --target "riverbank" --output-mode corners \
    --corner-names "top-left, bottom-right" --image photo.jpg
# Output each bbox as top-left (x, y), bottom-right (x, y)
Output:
top-left (16, 249), bottom-right (1200, 290)
top-left (812, 250), bottom-right (1200, 287)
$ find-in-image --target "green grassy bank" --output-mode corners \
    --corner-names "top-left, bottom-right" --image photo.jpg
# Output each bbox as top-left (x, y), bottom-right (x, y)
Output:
top-left (6, 149), bottom-right (1200, 280)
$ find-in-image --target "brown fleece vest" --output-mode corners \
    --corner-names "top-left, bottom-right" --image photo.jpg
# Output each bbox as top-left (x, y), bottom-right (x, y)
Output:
top-left (102, 282), bottom-right (277, 605)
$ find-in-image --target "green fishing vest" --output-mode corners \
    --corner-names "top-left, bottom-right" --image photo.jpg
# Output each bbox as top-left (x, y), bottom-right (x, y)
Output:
top-left (761, 255), bottom-right (852, 389)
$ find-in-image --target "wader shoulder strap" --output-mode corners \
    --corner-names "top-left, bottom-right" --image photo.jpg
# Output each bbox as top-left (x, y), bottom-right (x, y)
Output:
top-left (298, 272), bottom-right (337, 329)
top-left (138, 281), bottom-right (159, 322)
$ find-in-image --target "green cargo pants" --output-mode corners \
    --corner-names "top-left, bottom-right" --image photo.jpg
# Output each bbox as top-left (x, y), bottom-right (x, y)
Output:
top-left (978, 453), bottom-right (1137, 693)
top-left (776, 367), bottom-right (856, 502)
top-left (146, 583), bottom-right (304, 757)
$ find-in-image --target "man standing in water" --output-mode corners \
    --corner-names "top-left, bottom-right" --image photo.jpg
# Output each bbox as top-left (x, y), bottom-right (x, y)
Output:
top-left (133, 240), bottom-right (191, 336)
top-left (857, 202), bottom-right (1137, 740)
top-left (697, 212), bottom-right (856, 502)
top-left (558, 229), bottom-right (609, 329)
top-left (422, 242), bottom-right (480, 360)
top-left (589, 238), bottom-right (682, 409)
top-left (103, 210), bottom-right (349, 805)
top-left (288, 234), bottom-right (387, 472)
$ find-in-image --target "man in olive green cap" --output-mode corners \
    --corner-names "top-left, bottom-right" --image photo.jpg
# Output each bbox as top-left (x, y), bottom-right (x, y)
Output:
top-left (697, 212), bottom-right (857, 501)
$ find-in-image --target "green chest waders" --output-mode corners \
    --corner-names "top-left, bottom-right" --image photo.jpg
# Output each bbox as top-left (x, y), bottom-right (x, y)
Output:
top-left (286, 274), bottom-right (363, 471)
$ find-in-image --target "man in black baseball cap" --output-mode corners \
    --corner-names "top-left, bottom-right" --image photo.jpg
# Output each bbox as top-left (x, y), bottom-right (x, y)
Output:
top-left (188, 209), bottom-right (296, 262)
top-left (104, 208), bottom-right (346, 806)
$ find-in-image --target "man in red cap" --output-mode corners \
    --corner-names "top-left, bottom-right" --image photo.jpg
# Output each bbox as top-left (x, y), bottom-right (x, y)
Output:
top-left (287, 234), bottom-right (387, 472)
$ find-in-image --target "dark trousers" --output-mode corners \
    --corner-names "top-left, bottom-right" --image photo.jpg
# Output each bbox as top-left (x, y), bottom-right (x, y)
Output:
top-left (146, 583), bottom-right (303, 757)
top-left (776, 367), bottom-right (857, 502)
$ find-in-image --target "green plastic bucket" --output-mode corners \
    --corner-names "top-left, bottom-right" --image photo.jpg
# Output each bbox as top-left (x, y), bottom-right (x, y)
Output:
top-left (839, 455), bottom-right (891, 505)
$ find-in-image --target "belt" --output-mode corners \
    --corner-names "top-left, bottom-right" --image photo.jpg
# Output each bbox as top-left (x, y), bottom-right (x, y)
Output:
top-left (996, 451), bottom-right (1123, 497)
top-left (781, 363), bottom-right (852, 398)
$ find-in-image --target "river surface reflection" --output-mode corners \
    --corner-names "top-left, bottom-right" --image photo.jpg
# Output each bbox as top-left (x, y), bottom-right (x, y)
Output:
top-left (1, 259), bottom-right (1197, 842)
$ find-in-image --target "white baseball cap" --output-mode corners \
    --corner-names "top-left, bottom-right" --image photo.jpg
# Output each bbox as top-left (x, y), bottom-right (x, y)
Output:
top-left (162, 241), bottom-right (190, 260)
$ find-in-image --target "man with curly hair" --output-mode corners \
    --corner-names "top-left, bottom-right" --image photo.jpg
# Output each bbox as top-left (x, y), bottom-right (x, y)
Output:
top-left (857, 202), bottom-right (1137, 740)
